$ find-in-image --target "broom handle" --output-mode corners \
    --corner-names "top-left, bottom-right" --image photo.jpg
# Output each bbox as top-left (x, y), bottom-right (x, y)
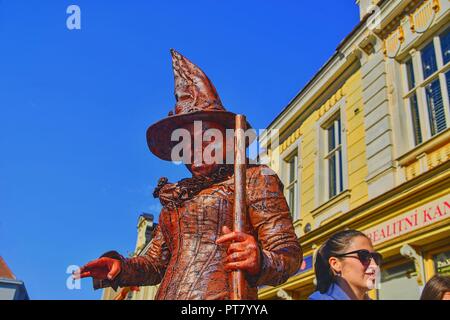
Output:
top-left (232, 114), bottom-right (247, 300)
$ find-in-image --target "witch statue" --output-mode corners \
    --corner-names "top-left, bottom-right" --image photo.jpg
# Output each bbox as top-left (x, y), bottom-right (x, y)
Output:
top-left (76, 49), bottom-right (302, 300)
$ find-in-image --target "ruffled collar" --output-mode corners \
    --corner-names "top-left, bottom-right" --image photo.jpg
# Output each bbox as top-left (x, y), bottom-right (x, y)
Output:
top-left (152, 165), bottom-right (234, 209)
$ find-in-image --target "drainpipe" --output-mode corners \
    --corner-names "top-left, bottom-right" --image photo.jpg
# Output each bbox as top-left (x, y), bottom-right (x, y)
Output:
top-left (400, 244), bottom-right (425, 291)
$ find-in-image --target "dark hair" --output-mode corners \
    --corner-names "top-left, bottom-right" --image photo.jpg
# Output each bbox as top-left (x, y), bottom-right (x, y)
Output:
top-left (314, 229), bottom-right (369, 293)
top-left (420, 275), bottom-right (450, 300)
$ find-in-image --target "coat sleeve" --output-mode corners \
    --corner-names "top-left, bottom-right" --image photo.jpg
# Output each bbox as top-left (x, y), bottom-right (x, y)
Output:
top-left (245, 165), bottom-right (303, 287)
top-left (93, 223), bottom-right (170, 290)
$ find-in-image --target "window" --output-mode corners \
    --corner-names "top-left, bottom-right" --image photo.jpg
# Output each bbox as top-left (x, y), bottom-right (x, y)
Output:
top-left (315, 98), bottom-right (348, 209)
top-left (409, 92), bottom-right (423, 145)
top-left (285, 153), bottom-right (298, 218)
top-left (433, 250), bottom-right (450, 276)
top-left (406, 58), bottom-right (423, 145)
top-left (446, 70), bottom-right (450, 105)
top-left (402, 27), bottom-right (450, 147)
top-left (441, 27), bottom-right (450, 65)
top-left (425, 79), bottom-right (445, 135)
top-left (325, 115), bottom-right (343, 199)
top-left (378, 261), bottom-right (421, 300)
top-left (421, 41), bottom-right (438, 79)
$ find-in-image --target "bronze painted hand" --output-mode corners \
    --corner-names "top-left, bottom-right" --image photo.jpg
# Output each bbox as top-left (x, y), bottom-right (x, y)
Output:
top-left (73, 257), bottom-right (121, 281)
top-left (216, 226), bottom-right (261, 276)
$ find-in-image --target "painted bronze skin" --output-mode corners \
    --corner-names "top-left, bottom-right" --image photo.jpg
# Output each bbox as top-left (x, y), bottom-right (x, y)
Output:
top-left (76, 50), bottom-right (302, 300)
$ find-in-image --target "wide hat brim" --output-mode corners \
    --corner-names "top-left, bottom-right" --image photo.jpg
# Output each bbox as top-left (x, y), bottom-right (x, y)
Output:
top-left (147, 110), bottom-right (254, 161)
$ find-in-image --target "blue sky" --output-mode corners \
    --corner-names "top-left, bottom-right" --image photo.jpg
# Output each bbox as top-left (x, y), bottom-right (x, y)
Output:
top-left (0, 1), bottom-right (359, 299)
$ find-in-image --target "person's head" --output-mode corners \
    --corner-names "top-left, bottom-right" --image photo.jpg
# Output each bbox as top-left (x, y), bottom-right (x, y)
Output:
top-left (314, 229), bottom-right (381, 296)
top-left (181, 120), bottom-right (233, 178)
top-left (420, 275), bottom-right (450, 300)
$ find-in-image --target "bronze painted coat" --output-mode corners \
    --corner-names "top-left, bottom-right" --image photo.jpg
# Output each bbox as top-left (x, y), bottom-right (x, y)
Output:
top-left (95, 165), bottom-right (302, 299)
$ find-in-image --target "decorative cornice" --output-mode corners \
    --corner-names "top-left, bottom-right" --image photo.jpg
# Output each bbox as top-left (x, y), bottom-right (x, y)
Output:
top-left (409, 0), bottom-right (440, 34)
top-left (376, 0), bottom-right (423, 39)
top-left (317, 87), bottom-right (346, 120)
top-left (383, 0), bottom-right (441, 58)
top-left (279, 127), bottom-right (302, 153)
top-left (384, 25), bottom-right (405, 58)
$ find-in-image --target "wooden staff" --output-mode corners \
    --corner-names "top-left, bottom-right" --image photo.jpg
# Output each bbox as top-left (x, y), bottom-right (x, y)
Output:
top-left (232, 114), bottom-right (247, 300)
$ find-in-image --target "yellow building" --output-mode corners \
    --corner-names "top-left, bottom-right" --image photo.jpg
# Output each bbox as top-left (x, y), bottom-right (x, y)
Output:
top-left (259, 0), bottom-right (450, 300)
top-left (102, 213), bottom-right (159, 300)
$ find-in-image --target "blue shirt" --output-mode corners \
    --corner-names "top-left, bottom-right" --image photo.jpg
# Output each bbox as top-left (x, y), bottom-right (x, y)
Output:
top-left (308, 282), bottom-right (352, 300)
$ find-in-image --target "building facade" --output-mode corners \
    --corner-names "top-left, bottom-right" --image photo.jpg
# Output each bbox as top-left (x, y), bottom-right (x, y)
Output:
top-left (101, 213), bottom-right (159, 300)
top-left (0, 256), bottom-right (29, 300)
top-left (259, 0), bottom-right (450, 300)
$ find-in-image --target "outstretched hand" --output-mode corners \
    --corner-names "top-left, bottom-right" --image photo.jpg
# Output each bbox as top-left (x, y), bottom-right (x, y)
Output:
top-left (73, 257), bottom-right (121, 281)
top-left (216, 226), bottom-right (261, 276)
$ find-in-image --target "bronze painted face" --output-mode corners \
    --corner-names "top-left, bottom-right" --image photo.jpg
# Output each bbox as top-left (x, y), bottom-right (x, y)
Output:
top-left (181, 120), bottom-right (232, 178)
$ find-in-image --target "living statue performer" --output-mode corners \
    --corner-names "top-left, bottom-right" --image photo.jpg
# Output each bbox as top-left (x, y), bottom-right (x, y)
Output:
top-left (75, 49), bottom-right (302, 300)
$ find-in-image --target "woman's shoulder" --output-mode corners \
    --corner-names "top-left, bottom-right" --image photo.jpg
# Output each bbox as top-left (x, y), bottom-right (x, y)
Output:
top-left (308, 283), bottom-right (352, 300)
top-left (308, 290), bottom-right (335, 300)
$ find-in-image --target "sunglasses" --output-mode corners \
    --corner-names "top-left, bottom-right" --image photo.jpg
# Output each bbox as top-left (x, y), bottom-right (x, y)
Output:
top-left (335, 249), bottom-right (382, 268)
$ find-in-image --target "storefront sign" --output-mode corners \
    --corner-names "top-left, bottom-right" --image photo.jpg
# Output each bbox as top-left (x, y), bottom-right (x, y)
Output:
top-left (364, 195), bottom-right (450, 245)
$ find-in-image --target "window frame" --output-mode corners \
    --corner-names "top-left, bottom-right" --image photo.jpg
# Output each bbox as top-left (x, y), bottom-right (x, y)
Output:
top-left (281, 139), bottom-right (302, 221)
top-left (324, 115), bottom-right (343, 199)
top-left (285, 151), bottom-right (298, 218)
top-left (315, 97), bottom-right (349, 207)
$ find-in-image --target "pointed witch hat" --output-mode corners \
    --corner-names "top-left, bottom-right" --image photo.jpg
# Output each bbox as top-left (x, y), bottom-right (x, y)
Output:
top-left (146, 49), bottom-right (253, 161)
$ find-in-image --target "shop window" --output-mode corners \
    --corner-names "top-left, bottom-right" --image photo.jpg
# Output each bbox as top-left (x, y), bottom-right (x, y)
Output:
top-left (433, 250), bottom-right (450, 276)
top-left (378, 261), bottom-right (421, 300)
top-left (402, 26), bottom-right (450, 147)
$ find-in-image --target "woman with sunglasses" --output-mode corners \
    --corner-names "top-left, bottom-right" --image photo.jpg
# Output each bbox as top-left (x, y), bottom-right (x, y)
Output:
top-left (309, 229), bottom-right (382, 300)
